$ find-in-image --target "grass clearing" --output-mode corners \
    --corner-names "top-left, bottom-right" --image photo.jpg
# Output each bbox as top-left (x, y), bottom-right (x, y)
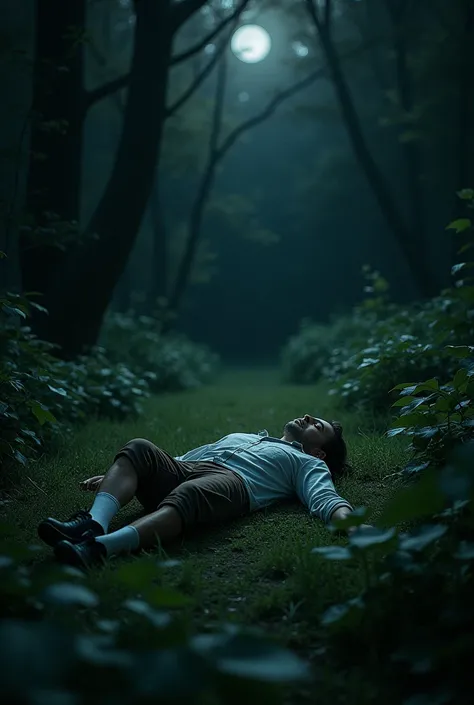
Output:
top-left (2, 367), bottom-right (410, 702)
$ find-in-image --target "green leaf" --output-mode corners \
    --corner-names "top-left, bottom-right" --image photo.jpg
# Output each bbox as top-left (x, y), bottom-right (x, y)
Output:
top-left (445, 345), bottom-right (474, 359)
top-left (457, 188), bottom-right (474, 200)
top-left (390, 412), bottom-right (436, 428)
top-left (320, 597), bottom-right (364, 628)
top-left (30, 400), bottom-right (57, 425)
top-left (451, 262), bottom-right (474, 276)
top-left (146, 586), bottom-right (191, 608)
top-left (13, 449), bottom-right (28, 465)
top-left (47, 384), bottom-right (68, 397)
top-left (115, 560), bottom-right (157, 591)
top-left (43, 582), bottom-right (99, 607)
top-left (391, 379), bottom-right (439, 396)
top-left (453, 368), bottom-right (469, 389)
top-left (446, 218), bottom-right (472, 233)
top-left (392, 396), bottom-right (417, 408)
top-left (329, 506), bottom-right (370, 531)
top-left (123, 599), bottom-right (172, 628)
top-left (399, 523), bottom-right (447, 552)
top-left (390, 382), bottom-right (416, 392)
top-left (191, 633), bottom-right (310, 683)
top-left (2, 304), bottom-right (27, 319)
top-left (386, 427), bottom-right (406, 437)
top-left (349, 526), bottom-right (397, 549)
top-left (454, 541), bottom-right (474, 560)
top-left (311, 545), bottom-right (352, 560)
top-left (378, 469), bottom-right (444, 526)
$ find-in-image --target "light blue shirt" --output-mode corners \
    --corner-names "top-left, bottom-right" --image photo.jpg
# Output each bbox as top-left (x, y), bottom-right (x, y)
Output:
top-left (175, 430), bottom-right (352, 524)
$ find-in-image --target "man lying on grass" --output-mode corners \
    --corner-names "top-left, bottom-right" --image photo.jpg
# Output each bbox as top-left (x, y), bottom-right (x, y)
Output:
top-left (38, 415), bottom-right (359, 569)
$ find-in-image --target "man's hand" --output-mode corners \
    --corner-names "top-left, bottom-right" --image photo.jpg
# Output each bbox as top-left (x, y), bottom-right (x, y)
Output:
top-left (330, 506), bottom-right (373, 534)
top-left (79, 475), bottom-right (104, 492)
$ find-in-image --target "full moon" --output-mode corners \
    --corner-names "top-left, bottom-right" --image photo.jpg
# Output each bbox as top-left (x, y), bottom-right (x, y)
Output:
top-left (231, 25), bottom-right (271, 64)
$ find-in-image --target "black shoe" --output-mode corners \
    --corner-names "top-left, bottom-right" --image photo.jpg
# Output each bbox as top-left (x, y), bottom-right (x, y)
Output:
top-left (54, 537), bottom-right (107, 570)
top-left (37, 510), bottom-right (104, 547)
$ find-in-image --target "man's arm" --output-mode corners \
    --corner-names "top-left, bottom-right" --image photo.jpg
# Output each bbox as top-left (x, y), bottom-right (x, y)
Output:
top-left (294, 459), bottom-right (353, 524)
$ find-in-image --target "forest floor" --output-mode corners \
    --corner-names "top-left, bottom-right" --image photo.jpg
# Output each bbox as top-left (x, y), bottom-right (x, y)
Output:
top-left (3, 368), bottom-right (409, 703)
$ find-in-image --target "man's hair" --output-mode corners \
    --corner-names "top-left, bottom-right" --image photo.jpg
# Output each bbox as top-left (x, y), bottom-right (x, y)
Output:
top-left (321, 421), bottom-right (351, 481)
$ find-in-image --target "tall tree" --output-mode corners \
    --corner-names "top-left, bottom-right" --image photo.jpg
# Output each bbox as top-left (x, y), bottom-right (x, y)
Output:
top-left (20, 0), bottom-right (86, 299)
top-left (29, 0), bottom-right (250, 358)
top-left (304, 0), bottom-right (439, 298)
top-left (452, 0), bottom-right (474, 264)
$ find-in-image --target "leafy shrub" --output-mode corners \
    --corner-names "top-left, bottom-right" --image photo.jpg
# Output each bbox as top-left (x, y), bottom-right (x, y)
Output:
top-left (280, 268), bottom-right (397, 386)
top-left (312, 441), bottom-right (474, 705)
top-left (326, 292), bottom-right (471, 412)
top-left (282, 191), bottom-right (474, 414)
top-left (0, 524), bottom-right (309, 704)
top-left (0, 291), bottom-right (151, 474)
top-left (386, 344), bottom-right (474, 477)
top-left (100, 311), bottom-right (219, 391)
top-left (326, 192), bottom-right (474, 412)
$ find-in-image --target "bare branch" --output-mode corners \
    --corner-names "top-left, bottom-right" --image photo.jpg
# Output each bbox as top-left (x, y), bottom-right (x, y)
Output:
top-left (171, 0), bottom-right (208, 33)
top-left (171, 0), bottom-right (251, 65)
top-left (305, 0), bottom-right (323, 32)
top-left (167, 24), bottom-right (235, 117)
top-left (324, 0), bottom-right (333, 28)
top-left (86, 73), bottom-right (129, 109)
top-left (85, 0), bottom-right (250, 109)
top-left (169, 51), bottom-right (228, 311)
top-left (218, 38), bottom-right (379, 176)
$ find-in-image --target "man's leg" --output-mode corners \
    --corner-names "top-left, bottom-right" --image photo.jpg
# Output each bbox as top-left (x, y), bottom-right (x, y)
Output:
top-left (54, 464), bottom-right (250, 569)
top-left (93, 505), bottom-right (183, 556)
top-left (38, 438), bottom-right (184, 548)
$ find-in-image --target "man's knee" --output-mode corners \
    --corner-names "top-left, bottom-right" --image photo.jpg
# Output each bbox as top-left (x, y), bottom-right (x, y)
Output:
top-left (115, 438), bottom-right (161, 480)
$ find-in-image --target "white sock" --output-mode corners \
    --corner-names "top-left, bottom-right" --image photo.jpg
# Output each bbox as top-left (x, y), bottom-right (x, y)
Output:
top-left (95, 526), bottom-right (140, 557)
top-left (89, 492), bottom-right (121, 532)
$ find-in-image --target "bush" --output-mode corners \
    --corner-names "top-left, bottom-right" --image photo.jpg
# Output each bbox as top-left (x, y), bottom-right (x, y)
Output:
top-left (386, 345), bottom-right (474, 477)
top-left (280, 268), bottom-right (395, 386)
top-left (100, 311), bottom-right (219, 392)
top-left (0, 291), bottom-right (220, 476)
top-left (281, 192), bottom-right (474, 414)
top-left (312, 441), bottom-right (474, 705)
top-left (0, 291), bottom-right (152, 474)
top-left (326, 292), bottom-right (471, 412)
top-left (0, 523), bottom-right (309, 704)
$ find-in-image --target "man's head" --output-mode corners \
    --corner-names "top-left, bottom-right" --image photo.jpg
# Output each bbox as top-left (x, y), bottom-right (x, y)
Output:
top-left (283, 414), bottom-right (349, 480)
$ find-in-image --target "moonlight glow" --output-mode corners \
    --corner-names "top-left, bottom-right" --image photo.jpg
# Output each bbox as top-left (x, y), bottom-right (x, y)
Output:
top-left (231, 25), bottom-right (271, 63)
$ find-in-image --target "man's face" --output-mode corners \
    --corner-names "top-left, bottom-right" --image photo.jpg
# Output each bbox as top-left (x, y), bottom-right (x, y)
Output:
top-left (283, 414), bottom-right (335, 459)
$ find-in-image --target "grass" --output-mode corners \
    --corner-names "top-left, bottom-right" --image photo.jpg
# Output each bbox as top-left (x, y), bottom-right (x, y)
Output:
top-left (2, 367), bottom-right (410, 702)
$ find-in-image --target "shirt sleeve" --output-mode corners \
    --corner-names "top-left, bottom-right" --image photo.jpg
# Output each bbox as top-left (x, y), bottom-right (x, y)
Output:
top-left (295, 458), bottom-right (353, 524)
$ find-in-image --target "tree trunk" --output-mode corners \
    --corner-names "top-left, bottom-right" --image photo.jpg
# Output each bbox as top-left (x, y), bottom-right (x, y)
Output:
top-left (20, 0), bottom-right (86, 301)
top-left (148, 180), bottom-right (168, 308)
top-left (452, 0), bottom-right (473, 266)
top-left (42, 0), bottom-right (174, 358)
top-left (316, 22), bottom-right (438, 297)
top-left (390, 7), bottom-right (425, 250)
top-left (0, 0), bottom-right (35, 292)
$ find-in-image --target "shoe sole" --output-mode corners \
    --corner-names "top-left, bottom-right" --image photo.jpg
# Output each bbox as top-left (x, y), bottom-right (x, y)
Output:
top-left (54, 541), bottom-right (88, 570)
top-left (54, 540), bottom-right (106, 571)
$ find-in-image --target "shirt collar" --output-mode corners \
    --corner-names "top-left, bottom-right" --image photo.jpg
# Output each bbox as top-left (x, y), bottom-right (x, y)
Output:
top-left (257, 429), bottom-right (304, 451)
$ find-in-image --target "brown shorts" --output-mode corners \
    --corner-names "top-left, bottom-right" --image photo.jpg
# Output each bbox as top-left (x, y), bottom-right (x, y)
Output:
top-left (114, 438), bottom-right (251, 529)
